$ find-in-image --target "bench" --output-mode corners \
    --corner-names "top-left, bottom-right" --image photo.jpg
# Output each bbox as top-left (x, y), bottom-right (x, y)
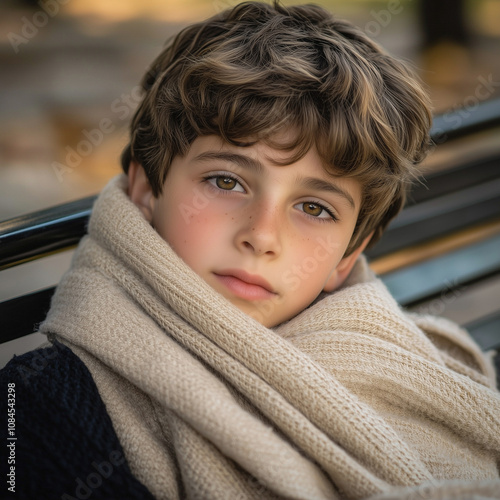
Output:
top-left (1, 98), bottom-right (500, 376)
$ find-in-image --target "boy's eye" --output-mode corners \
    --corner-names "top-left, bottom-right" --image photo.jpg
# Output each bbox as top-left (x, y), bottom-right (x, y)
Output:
top-left (303, 202), bottom-right (323, 217)
top-left (296, 202), bottom-right (336, 221)
top-left (216, 176), bottom-right (237, 190)
top-left (206, 175), bottom-right (245, 192)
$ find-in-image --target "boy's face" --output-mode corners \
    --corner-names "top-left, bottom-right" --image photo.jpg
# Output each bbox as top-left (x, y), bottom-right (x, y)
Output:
top-left (130, 135), bottom-right (369, 327)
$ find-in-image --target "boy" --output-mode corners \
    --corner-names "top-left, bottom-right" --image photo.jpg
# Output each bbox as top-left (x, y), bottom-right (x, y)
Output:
top-left (2, 2), bottom-right (500, 499)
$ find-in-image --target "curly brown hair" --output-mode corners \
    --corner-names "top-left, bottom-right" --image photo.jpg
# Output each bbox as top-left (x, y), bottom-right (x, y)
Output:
top-left (121, 1), bottom-right (432, 255)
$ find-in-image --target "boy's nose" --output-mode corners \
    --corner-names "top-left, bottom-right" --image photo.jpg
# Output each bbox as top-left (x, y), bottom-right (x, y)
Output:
top-left (234, 205), bottom-right (282, 257)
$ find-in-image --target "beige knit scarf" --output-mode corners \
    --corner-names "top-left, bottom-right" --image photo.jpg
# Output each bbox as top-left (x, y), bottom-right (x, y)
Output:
top-left (41, 175), bottom-right (500, 500)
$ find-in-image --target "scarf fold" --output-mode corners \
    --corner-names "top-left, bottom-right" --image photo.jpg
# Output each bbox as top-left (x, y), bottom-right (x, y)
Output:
top-left (41, 175), bottom-right (500, 500)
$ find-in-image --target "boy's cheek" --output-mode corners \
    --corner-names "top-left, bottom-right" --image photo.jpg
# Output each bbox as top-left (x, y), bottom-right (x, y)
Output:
top-left (156, 204), bottom-right (229, 261)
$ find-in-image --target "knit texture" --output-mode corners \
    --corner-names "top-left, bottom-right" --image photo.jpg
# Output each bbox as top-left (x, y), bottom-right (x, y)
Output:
top-left (0, 341), bottom-right (155, 499)
top-left (40, 175), bottom-right (500, 500)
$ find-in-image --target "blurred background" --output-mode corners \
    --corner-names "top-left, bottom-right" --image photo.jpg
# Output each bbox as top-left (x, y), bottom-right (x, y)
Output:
top-left (1, 0), bottom-right (499, 222)
top-left (0, 0), bottom-right (500, 362)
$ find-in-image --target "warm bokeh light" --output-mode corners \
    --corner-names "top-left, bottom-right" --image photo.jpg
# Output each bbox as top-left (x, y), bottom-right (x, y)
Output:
top-left (64, 0), bottom-right (218, 23)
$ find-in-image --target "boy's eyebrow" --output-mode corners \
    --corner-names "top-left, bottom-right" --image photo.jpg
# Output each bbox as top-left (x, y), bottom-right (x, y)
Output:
top-left (192, 151), bottom-right (264, 174)
top-left (193, 150), bottom-right (355, 209)
top-left (300, 177), bottom-right (356, 209)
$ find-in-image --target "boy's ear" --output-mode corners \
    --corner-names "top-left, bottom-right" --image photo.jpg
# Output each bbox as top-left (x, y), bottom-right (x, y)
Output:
top-left (127, 160), bottom-right (155, 223)
top-left (323, 232), bottom-right (374, 293)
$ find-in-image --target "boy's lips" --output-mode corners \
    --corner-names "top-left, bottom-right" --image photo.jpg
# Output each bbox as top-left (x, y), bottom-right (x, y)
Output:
top-left (213, 269), bottom-right (277, 301)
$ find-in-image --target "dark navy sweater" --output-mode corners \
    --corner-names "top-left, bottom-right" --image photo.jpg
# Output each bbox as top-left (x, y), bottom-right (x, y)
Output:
top-left (0, 342), bottom-right (156, 499)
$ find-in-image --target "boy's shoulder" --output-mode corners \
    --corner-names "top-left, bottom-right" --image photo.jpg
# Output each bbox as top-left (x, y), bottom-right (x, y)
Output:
top-left (1, 341), bottom-right (154, 499)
